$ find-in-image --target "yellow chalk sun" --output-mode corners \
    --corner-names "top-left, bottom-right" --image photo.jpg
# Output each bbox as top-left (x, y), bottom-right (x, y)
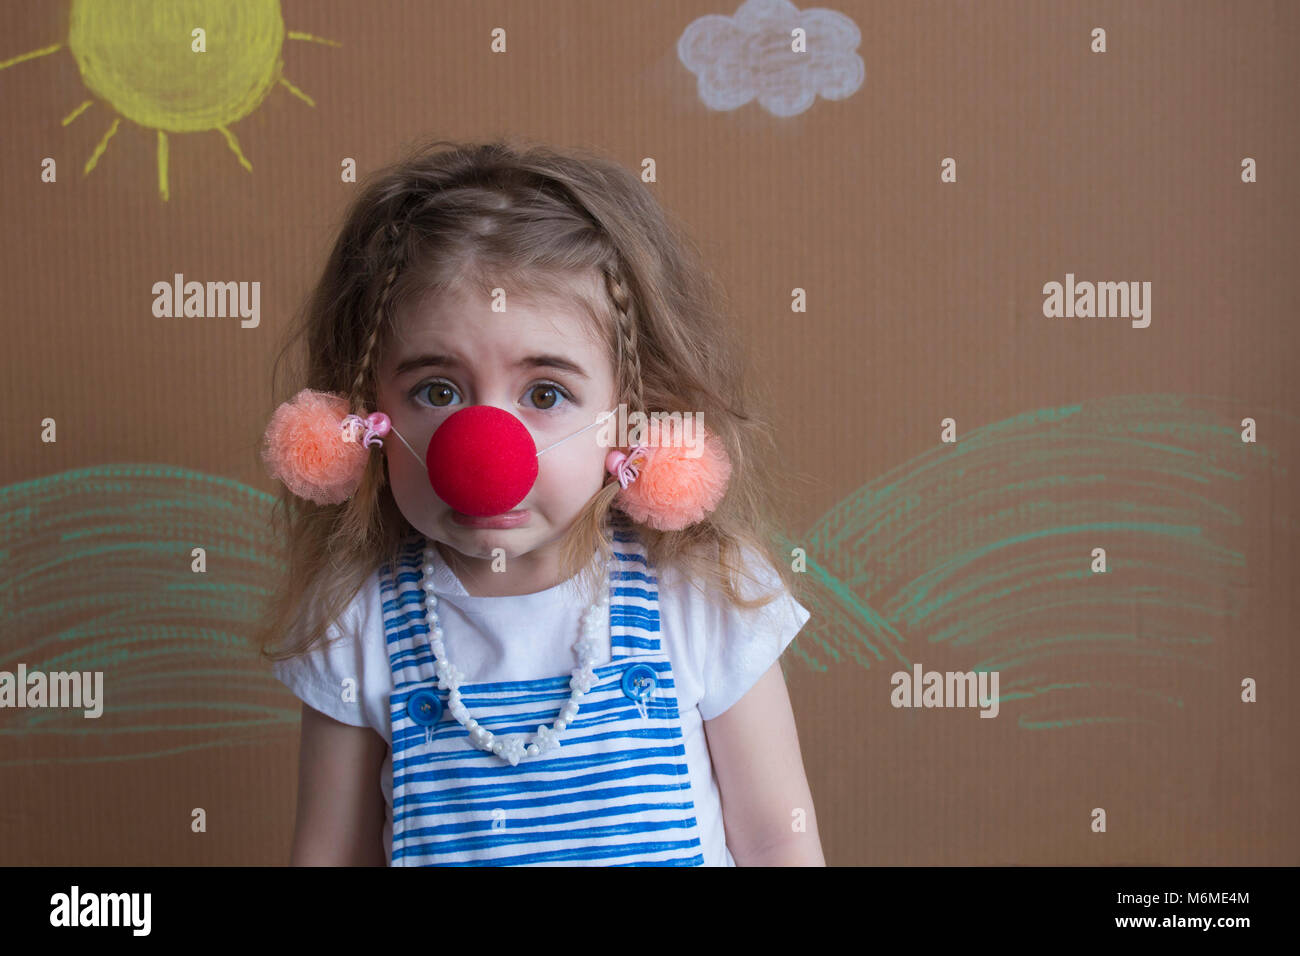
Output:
top-left (0, 0), bottom-right (339, 200)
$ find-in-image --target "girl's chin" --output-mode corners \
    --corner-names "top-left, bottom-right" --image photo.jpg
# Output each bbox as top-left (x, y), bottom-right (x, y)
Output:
top-left (447, 508), bottom-right (532, 530)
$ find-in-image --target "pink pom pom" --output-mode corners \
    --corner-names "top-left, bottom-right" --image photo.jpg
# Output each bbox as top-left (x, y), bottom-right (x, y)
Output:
top-left (261, 389), bottom-right (369, 505)
top-left (615, 420), bottom-right (731, 531)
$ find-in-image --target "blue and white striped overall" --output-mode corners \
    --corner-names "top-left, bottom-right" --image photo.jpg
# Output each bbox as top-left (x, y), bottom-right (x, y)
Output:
top-left (383, 515), bottom-right (707, 865)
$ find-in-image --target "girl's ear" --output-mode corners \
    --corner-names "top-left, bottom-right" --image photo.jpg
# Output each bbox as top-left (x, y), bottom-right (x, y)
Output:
top-left (612, 422), bottom-right (731, 531)
top-left (262, 389), bottom-right (378, 505)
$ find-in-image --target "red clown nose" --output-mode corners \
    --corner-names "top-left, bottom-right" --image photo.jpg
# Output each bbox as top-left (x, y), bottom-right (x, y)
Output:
top-left (425, 405), bottom-right (539, 516)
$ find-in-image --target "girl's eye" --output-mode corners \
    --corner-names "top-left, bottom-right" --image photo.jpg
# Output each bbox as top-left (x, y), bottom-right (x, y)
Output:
top-left (413, 381), bottom-right (571, 411)
top-left (414, 380), bottom-right (461, 408)
top-left (525, 382), bottom-right (571, 411)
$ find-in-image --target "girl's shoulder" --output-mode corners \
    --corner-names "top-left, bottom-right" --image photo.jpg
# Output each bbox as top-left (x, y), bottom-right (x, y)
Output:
top-left (306, 564), bottom-right (385, 648)
top-left (653, 535), bottom-right (790, 608)
top-left (269, 568), bottom-right (388, 729)
top-left (652, 538), bottom-right (811, 722)
top-left (653, 536), bottom-right (807, 650)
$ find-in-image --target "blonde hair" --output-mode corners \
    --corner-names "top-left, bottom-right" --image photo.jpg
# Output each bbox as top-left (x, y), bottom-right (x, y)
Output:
top-left (258, 137), bottom-right (803, 664)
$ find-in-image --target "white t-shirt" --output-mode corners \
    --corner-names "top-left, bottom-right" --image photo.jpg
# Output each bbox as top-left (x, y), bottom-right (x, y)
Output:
top-left (271, 539), bottom-right (811, 866)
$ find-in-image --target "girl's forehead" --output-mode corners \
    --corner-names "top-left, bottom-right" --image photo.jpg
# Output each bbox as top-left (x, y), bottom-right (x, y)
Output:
top-left (383, 291), bottom-right (613, 378)
top-left (394, 285), bottom-right (608, 351)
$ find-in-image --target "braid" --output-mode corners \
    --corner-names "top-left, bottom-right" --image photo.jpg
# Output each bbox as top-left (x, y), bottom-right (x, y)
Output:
top-left (350, 222), bottom-right (405, 415)
top-left (604, 264), bottom-right (646, 414)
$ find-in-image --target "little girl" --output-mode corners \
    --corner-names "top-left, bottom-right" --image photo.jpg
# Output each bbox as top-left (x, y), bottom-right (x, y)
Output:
top-left (258, 138), bottom-right (822, 867)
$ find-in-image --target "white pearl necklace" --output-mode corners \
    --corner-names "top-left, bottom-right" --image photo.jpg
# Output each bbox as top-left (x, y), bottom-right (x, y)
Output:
top-left (420, 545), bottom-right (610, 767)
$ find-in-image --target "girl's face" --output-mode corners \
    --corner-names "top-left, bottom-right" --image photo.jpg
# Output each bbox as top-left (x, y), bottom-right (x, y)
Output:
top-left (375, 275), bottom-right (618, 593)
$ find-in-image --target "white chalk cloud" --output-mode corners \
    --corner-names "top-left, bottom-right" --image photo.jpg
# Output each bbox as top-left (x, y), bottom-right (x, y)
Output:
top-left (677, 0), bottom-right (865, 116)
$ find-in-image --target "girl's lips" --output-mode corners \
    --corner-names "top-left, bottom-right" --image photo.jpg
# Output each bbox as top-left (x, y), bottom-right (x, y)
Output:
top-left (450, 509), bottom-right (530, 529)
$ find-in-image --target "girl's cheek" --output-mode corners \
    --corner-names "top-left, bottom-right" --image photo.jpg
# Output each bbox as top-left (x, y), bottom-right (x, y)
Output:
top-left (541, 446), bottom-right (604, 489)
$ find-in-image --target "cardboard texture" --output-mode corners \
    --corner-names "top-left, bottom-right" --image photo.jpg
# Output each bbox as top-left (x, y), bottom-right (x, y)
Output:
top-left (0, 0), bottom-right (1296, 866)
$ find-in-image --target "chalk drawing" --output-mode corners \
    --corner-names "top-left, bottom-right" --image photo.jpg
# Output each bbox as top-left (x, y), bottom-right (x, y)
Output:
top-left (678, 0), bottom-right (864, 116)
top-left (0, 0), bottom-right (339, 200)
top-left (781, 393), bottom-right (1294, 730)
top-left (0, 394), bottom-right (1292, 763)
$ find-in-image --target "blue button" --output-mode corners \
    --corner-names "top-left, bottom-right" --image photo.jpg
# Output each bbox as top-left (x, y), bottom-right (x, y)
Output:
top-left (406, 689), bottom-right (443, 726)
top-left (621, 664), bottom-right (658, 702)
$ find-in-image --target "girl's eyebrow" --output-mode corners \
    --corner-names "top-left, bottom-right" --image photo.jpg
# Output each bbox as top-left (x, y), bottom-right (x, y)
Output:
top-left (523, 354), bottom-right (589, 380)
top-left (393, 352), bottom-right (589, 380)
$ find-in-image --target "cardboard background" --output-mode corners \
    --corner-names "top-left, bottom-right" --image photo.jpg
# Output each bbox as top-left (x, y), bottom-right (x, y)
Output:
top-left (1, 0), bottom-right (1296, 864)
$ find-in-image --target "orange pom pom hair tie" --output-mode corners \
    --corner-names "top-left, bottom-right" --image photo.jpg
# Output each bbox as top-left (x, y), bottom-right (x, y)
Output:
top-left (260, 388), bottom-right (732, 529)
top-left (604, 420), bottom-right (732, 531)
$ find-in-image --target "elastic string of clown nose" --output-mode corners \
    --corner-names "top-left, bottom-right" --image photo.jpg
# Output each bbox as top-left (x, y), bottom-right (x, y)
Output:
top-left (535, 409), bottom-right (617, 456)
top-left (385, 409), bottom-right (617, 470)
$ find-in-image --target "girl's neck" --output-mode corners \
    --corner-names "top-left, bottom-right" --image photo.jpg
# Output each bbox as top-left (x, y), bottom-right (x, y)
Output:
top-left (434, 538), bottom-right (571, 598)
